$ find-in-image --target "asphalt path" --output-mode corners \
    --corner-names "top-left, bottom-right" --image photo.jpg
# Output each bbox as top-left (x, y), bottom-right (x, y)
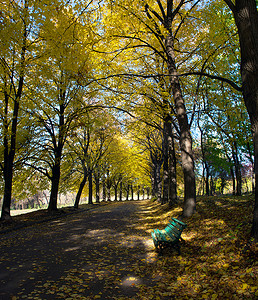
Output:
top-left (0, 201), bottom-right (158, 300)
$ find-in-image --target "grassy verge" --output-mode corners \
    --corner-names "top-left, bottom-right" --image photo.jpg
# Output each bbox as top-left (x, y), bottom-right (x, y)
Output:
top-left (0, 202), bottom-right (108, 233)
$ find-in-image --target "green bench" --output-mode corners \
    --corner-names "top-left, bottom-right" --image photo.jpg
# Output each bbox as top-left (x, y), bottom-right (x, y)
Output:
top-left (151, 218), bottom-right (187, 255)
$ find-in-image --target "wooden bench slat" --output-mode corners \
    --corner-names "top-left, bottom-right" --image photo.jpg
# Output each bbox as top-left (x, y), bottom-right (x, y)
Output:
top-left (164, 227), bottom-right (181, 239)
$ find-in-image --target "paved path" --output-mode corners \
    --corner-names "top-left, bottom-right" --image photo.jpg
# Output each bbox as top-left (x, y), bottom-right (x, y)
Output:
top-left (0, 201), bottom-right (158, 299)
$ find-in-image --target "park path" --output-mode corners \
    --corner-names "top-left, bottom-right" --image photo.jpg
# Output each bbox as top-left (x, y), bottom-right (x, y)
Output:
top-left (0, 201), bottom-right (159, 300)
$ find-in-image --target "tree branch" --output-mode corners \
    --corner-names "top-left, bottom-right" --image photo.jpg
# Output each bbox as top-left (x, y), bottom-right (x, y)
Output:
top-left (179, 72), bottom-right (242, 92)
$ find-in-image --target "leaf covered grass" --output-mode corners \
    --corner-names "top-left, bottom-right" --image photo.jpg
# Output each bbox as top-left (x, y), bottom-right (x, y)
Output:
top-left (136, 194), bottom-right (257, 299)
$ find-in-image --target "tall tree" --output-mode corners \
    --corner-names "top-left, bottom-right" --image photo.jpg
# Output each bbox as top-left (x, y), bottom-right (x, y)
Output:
top-left (27, 3), bottom-right (94, 212)
top-left (0, 0), bottom-right (36, 220)
top-left (221, 0), bottom-right (258, 240)
top-left (143, 0), bottom-right (197, 216)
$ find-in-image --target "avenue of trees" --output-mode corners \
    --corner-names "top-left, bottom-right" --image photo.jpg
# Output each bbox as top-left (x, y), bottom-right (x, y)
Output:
top-left (0, 0), bottom-right (257, 241)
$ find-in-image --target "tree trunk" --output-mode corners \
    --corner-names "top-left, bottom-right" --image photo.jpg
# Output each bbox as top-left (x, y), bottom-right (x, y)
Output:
top-left (165, 34), bottom-right (196, 217)
top-left (74, 173), bottom-right (87, 209)
top-left (162, 117), bottom-right (169, 204)
top-left (88, 170), bottom-right (93, 204)
top-left (210, 176), bottom-right (214, 196)
top-left (147, 187), bottom-right (150, 199)
top-left (233, 142), bottom-right (242, 196)
top-left (48, 163), bottom-right (61, 211)
top-left (153, 166), bottom-right (158, 198)
top-left (95, 174), bottom-right (100, 203)
top-left (126, 184), bottom-right (130, 201)
top-left (114, 184), bottom-right (118, 201)
top-left (102, 176), bottom-right (106, 201)
top-left (205, 164), bottom-right (210, 196)
top-left (247, 141), bottom-right (255, 193)
top-left (119, 181), bottom-right (123, 201)
top-left (168, 123), bottom-right (177, 205)
top-left (1, 27), bottom-right (26, 221)
top-left (236, 164), bottom-right (242, 196)
top-left (156, 164), bottom-right (162, 202)
top-left (131, 185), bottom-right (134, 200)
top-left (151, 168), bottom-right (156, 198)
top-left (225, 0), bottom-right (258, 241)
top-left (1, 162), bottom-right (13, 221)
top-left (107, 180), bottom-right (111, 201)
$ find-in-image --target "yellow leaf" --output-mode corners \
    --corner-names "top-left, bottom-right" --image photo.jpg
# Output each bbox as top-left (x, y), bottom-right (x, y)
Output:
top-left (242, 283), bottom-right (249, 290)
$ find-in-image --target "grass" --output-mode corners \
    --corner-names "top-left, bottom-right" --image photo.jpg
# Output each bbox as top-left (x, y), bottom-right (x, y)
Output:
top-left (0, 202), bottom-right (108, 233)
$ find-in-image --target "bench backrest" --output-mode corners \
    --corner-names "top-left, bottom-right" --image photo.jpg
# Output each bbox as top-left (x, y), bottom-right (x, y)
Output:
top-left (164, 218), bottom-right (187, 240)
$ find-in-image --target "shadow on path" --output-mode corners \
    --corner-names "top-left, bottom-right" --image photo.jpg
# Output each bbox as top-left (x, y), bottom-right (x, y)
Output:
top-left (0, 201), bottom-right (169, 299)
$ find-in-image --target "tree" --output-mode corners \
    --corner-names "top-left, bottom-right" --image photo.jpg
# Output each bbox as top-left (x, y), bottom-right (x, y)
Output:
top-left (69, 110), bottom-right (115, 208)
top-left (0, 0), bottom-right (39, 220)
top-left (144, 0), bottom-right (197, 216)
top-left (100, 0), bottom-right (198, 216)
top-left (26, 3), bottom-right (94, 212)
top-left (222, 0), bottom-right (258, 241)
